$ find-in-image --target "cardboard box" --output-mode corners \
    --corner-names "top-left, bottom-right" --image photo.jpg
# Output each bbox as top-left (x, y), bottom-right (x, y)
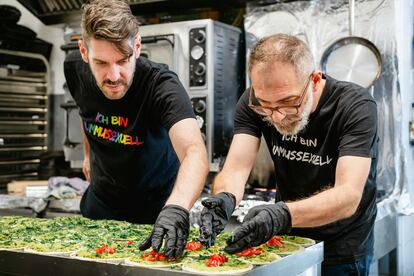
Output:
top-left (7, 180), bottom-right (48, 196)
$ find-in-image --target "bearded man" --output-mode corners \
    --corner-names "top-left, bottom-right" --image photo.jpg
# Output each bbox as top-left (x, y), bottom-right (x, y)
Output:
top-left (199, 34), bottom-right (378, 275)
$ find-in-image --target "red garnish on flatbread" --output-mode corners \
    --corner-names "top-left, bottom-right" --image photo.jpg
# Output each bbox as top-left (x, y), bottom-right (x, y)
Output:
top-left (142, 250), bottom-right (175, 262)
top-left (185, 241), bottom-right (203, 251)
top-left (125, 240), bottom-right (134, 245)
top-left (266, 236), bottom-right (284, 248)
top-left (95, 244), bottom-right (117, 255)
top-left (207, 254), bottom-right (228, 267)
top-left (236, 247), bottom-right (263, 257)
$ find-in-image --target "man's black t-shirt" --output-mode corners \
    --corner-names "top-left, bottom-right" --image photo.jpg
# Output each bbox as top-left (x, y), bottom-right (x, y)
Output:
top-left (64, 53), bottom-right (195, 219)
top-left (234, 75), bottom-right (378, 264)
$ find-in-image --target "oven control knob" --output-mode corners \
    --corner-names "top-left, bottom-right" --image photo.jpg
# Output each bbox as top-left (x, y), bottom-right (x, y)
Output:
top-left (196, 115), bottom-right (204, 129)
top-left (195, 62), bottom-right (206, 76)
top-left (196, 77), bottom-right (205, 86)
top-left (190, 45), bottom-right (204, 60)
top-left (194, 99), bottom-right (206, 113)
top-left (194, 30), bottom-right (206, 43)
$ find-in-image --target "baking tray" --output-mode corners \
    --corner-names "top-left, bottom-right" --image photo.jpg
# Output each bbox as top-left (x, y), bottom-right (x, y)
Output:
top-left (0, 242), bottom-right (323, 276)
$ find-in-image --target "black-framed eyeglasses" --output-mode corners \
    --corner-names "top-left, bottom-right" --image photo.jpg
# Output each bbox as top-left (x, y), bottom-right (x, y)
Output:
top-left (248, 73), bottom-right (313, 116)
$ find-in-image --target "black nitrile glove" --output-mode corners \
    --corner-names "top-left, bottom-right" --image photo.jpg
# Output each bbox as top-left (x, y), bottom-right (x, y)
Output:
top-left (139, 204), bottom-right (189, 259)
top-left (200, 192), bottom-right (236, 247)
top-left (224, 201), bottom-right (291, 254)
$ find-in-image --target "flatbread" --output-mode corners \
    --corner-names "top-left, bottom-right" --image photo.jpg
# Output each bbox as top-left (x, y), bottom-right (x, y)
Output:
top-left (0, 215), bottom-right (314, 272)
top-left (237, 251), bottom-right (281, 265)
top-left (0, 239), bottom-right (25, 251)
top-left (123, 249), bottom-right (187, 268)
top-left (72, 256), bottom-right (126, 264)
top-left (0, 247), bottom-right (24, 252)
top-left (262, 241), bottom-right (304, 255)
top-left (0, 240), bottom-right (25, 251)
top-left (23, 242), bottom-right (80, 256)
top-left (73, 249), bottom-right (127, 264)
top-left (182, 257), bottom-right (253, 275)
top-left (186, 243), bottom-right (222, 257)
top-left (24, 248), bottom-right (76, 257)
top-left (246, 251), bottom-right (282, 265)
top-left (281, 235), bottom-right (316, 247)
top-left (124, 257), bottom-right (184, 268)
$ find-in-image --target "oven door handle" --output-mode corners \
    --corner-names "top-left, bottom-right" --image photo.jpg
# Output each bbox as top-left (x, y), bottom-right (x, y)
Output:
top-left (141, 35), bottom-right (174, 47)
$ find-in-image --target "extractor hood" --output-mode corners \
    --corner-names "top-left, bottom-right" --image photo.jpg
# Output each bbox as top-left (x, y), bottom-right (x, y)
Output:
top-left (15, 0), bottom-right (248, 25)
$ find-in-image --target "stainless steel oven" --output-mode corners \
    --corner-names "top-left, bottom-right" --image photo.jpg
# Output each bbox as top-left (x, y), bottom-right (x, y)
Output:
top-left (62, 19), bottom-right (242, 171)
top-left (139, 19), bottom-right (242, 170)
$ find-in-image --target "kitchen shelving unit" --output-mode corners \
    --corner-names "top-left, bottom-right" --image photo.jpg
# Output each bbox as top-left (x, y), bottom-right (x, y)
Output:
top-left (0, 49), bottom-right (49, 191)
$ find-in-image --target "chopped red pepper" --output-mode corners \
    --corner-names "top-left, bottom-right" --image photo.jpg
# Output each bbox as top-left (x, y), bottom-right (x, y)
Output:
top-left (157, 254), bottom-right (166, 261)
top-left (184, 241), bottom-right (203, 251)
top-left (236, 247), bottom-right (263, 257)
top-left (142, 250), bottom-right (172, 262)
top-left (125, 240), bottom-right (134, 245)
top-left (206, 254), bottom-right (228, 267)
top-left (107, 246), bottom-right (116, 254)
top-left (95, 244), bottom-right (117, 255)
top-left (254, 248), bottom-right (264, 255)
top-left (266, 236), bottom-right (284, 248)
top-left (95, 244), bottom-right (107, 255)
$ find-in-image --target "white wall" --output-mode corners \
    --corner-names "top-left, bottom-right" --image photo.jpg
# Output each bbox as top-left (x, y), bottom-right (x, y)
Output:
top-left (0, 0), bottom-right (66, 95)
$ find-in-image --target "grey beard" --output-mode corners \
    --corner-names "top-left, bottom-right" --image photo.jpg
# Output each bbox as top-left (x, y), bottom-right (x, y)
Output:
top-left (262, 89), bottom-right (313, 136)
top-left (262, 116), bottom-right (308, 136)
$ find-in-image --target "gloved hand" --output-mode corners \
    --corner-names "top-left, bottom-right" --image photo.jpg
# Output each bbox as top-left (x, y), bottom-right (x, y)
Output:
top-left (224, 201), bottom-right (291, 254)
top-left (139, 204), bottom-right (189, 259)
top-left (199, 192), bottom-right (236, 247)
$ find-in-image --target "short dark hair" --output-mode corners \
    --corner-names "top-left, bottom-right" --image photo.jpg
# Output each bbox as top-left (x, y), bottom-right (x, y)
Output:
top-left (81, 0), bottom-right (140, 56)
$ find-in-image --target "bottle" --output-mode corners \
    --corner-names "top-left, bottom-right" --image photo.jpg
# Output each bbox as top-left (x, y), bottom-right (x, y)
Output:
top-left (410, 103), bottom-right (414, 146)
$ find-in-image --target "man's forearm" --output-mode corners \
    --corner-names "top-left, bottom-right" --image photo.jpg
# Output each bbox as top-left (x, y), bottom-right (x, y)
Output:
top-left (210, 133), bottom-right (260, 205)
top-left (166, 145), bottom-right (209, 210)
top-left (287, 185), bottom-right (362, 227)
top-left (212, 171), bottom-right (247, 205)
top-left (81, 121), bottom-right (90, 158)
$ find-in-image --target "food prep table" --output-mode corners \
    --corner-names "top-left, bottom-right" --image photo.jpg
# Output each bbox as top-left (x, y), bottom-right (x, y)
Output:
top-left (0, 201), bottom-right (324, 275)
top-left (0, 241), bottom-right (323, 276)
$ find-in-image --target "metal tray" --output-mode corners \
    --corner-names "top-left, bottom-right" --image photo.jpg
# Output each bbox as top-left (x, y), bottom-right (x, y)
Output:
top-left (0, 242), bottom-right (323, 276)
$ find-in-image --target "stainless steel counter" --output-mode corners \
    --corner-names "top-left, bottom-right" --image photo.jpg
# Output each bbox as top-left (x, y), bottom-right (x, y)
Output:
top-left (373, 212), bottom-right (397, 261)
top-left (0, 242), bottom-right (323, 276)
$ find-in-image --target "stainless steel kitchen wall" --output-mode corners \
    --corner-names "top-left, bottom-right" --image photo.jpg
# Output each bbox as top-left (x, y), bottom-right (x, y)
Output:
top-left (244, 0), bottom-right (414, 213)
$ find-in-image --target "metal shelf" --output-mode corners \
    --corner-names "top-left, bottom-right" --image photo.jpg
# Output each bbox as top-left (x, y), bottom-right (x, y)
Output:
top-left (0, 107), bottom-right (47, 113)
top-left (0, 172), bottom-right (38, 180)
top-left (0, 159), bottom-right (40, 166)
top-left (0, 49), bottom-right (49, 189)
top-left (0, 120), bottom-right (47, 125)
top-left (0, 146), bottom-right (47, 152)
